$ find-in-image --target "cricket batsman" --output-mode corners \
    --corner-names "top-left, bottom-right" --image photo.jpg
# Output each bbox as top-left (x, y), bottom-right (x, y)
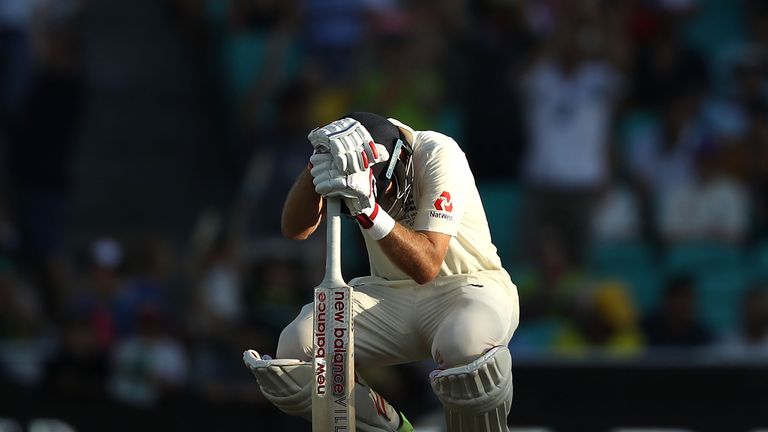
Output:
top-left (243, 112), bottom-right (520, 431)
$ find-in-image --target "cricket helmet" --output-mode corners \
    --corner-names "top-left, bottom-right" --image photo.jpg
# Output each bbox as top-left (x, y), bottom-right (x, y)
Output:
top-left (345, 112), bottom-right (414, 220)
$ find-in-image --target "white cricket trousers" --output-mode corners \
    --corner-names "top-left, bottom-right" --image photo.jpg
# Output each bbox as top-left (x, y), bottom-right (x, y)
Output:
top-left (277, 270), bottom-right (520, 368)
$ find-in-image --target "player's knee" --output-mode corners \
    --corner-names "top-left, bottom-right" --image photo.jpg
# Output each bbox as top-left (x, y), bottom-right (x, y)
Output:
top-left (431, 325), bottom-right (489, 368)
top-left (276, 319), bottom-right (312, 360)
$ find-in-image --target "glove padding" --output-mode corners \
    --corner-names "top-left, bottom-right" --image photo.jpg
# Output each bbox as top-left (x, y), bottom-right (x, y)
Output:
top-left (310, 152), bottom-right (378, 215)
top-left (307, 118), bottom-right (389, 175)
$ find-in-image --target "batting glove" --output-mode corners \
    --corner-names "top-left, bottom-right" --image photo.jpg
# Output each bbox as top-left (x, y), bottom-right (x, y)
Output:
top-left (310, 152), bottom-right (377, 215)
top-left (307, 118), bottom-right (389, 175)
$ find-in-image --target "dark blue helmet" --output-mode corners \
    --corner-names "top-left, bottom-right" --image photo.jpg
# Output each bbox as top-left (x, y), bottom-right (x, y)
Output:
top-left (344, 112), bottom-right (414, 219)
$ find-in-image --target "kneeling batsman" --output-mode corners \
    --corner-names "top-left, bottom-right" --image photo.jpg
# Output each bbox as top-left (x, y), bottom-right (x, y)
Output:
top-left (243, 113), bottom-right (517, 432)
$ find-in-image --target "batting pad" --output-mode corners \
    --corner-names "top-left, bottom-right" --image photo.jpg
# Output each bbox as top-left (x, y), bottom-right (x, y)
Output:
top-left (429, 346), bottom-right (513, 432)
top-left (243, 350), bottom-right (313, 419)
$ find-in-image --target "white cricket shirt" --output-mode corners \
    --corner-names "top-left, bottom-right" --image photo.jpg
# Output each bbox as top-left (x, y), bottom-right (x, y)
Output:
top-left (359, 119), bottom-right (505, 282)
top-left (520, 60), bottom-right (621, 188)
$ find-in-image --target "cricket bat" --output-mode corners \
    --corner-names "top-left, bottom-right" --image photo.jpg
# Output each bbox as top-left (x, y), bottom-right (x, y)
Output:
top-left (312, 197), bottom-right (355, 431)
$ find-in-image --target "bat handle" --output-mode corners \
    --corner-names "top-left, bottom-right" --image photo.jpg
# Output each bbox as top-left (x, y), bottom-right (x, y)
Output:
top-left (323, 197), bottom-right (345, 287)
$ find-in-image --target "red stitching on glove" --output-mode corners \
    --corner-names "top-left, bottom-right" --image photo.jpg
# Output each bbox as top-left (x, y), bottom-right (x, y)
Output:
top-left (354, 203), bottom-right (379, 229)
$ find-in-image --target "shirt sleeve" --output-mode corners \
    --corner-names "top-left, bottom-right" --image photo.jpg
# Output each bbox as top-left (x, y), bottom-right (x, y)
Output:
top-left (412, 137), bottom-right (469, 236)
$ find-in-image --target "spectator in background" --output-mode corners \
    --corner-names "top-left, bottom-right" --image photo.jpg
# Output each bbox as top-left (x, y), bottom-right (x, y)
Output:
top-left (234, 0), bottom-right (301, 126)
top-left (355, 10), bottom-right (442, 131)
top-left (66, 238), bottom-right (125, 351)
top-left (0, 256), bottom-right (43, 341)
top-left (0, 0), bottom-right (33, 127)
top-left (657, 145), bottom-right (750, 245)
top-left (114, 237), bottom-right (178, 338)
top-left (627, 83), bottom-right (712, 241)
top-left (704, 49), bottom-right (767, 145)
top-left (461, 1), bottom-right (530, 180)
top-left (742, 106), bottom-right (768, 237)
top-left (405, 0), bottom-right (469, 136)
top-left (236, 83), bottom-right (313, 241)
top-left (520, 22), bottom-right (624, 264)
top-left (591, 182), bottom-right (642, 244)
top-left (718, 284), bottom-right (768, 358)
top-left (190, 238), bottom-right (243, 337)
top-left (630, 21), bottom-right (708, 110)
top-left (213, 0), bottom-right (302, 139)
top-left (628, 83), bottom-right (709, 197)
top-left (0, 255), bottom-right (48, 389)
top-left (702, 0), bottom-right (768, 187)
top-left (247, 256), bottom-right (303, 349)
top-left (304, 0), bottom-right (364, 82)
top-left (642, 275), bottom-right (713, 347)
top-left (5, 0), bottom-right (85, 315)
top-left (715, 54), bottom-right (768, 235)
top-left (43, 314), bottom-right (108, 401)
top-left (109, 307), bottom-right (188, 407)
top-left (518, 229), bottom-right (595, 322)
top-left (554, 281), bottom-right (644, 355)
top-left (187, 234), bottom-right (259, 404)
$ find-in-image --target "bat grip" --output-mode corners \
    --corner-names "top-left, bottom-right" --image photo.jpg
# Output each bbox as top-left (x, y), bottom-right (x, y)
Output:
top-left (323, 197), bottom-right (345, 286)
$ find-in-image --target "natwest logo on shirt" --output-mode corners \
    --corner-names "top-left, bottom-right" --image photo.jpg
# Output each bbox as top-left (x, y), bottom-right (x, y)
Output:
top-left (434, 191), bottom-right (453, 213)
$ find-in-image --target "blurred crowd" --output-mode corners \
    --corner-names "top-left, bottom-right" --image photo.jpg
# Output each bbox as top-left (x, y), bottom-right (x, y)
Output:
top-left (0, 0), bottom-right (767, 412)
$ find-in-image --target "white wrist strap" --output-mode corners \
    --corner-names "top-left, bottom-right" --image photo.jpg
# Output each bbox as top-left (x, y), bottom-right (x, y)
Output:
top-left (354, 203), bottom-right (395, 240)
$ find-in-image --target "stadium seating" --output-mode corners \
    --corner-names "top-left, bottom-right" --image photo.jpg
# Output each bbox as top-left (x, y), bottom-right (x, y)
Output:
top-left (695, 267), bottom-right (748, 331)
top-left (589, 242), bottom-right (655, 272)
top-left (588, 242), bottom-right (750, 330)
top-left (751, 241), bottom-right (768, 281)
top-left (589, 241), bottom-right (662, 312)
top-left (509, 318), bottom-right (564, 351)
top-left (662, 243), bottom-right (744, 275)
top-left (662, 243), bottom-right (747, 331)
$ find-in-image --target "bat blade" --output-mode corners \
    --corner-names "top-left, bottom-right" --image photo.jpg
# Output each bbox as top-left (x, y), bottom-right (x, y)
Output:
top-left (312, 284), bottom-right (354, 431)
top-left (313, 198), bottom-right (355, 431)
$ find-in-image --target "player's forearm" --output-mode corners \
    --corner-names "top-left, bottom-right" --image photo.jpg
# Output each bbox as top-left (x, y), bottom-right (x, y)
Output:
top-left (377, 224), bottom-right (444, 284)
top-left (281, 167), bottom-right (324, 240)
